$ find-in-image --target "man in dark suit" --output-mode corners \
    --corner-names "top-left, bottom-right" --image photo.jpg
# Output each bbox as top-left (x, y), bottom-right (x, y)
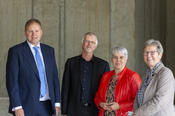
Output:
top-left (61, 32), bottom-right (110, 116)
top-left (6, 19), bottom-right (60, 116)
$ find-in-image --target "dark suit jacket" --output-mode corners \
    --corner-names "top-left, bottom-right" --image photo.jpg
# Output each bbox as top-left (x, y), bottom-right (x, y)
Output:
top-left (61, 55), bottom-right (110, 116)
top-left (6, 41), bottom-right (60, 115)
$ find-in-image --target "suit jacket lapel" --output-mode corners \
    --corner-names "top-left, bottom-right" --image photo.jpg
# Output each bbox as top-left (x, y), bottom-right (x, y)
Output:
top-left (40, 44), bottom-right (49, 81)
top-left (77, 55), bottom-right (82, 86)
top-left (91, 57), bottom-right (98, 89)
top-left (22, 41), bottom-right (39, 78)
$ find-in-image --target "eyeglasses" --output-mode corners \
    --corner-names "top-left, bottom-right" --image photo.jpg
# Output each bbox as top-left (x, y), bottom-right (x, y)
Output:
top-left (112, 55), bottom-right (125, 60)
top-left (144, 51), bottom-right (158, 56)
top-left (84, 40), bottom-right (96, 45)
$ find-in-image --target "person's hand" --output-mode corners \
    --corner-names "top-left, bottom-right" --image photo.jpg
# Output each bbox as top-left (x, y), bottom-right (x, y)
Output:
top-left (15, 108), bottom-right (24, 116)
top-left (55, 107), bottom-right (60, 116)
top-left (132, 113), bottom-right (136, 116)
top-left (108, 102), bottom-right (120, 111)
top-left (63, 115), bottom-right (67, 116)
top-left (99, 102), bottom-right (112, 111)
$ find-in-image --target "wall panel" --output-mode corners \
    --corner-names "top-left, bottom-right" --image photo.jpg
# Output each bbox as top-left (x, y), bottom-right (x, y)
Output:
top-left (0, 0), bottom-right (32, 115)
top-left (64, 0), bottom-right (110, 62)
top-left (136, 0), bottom-right (166, 76)
top-left (111, 0), bottom-right (136, 70)
top-left (166, 0), bottom-right (175, 75)
top-left (32, 0), bottom-right (65, 79)
top-left (0, 0), bottom-right (32, 97)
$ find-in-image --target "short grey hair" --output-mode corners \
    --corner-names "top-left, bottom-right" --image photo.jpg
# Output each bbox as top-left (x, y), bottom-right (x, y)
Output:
top-left (81, 32), bottom-right (98, 46)
top-left (112, 46), bottom-right (128, 59)
top-left (144, 39), bottom-right (163, 54)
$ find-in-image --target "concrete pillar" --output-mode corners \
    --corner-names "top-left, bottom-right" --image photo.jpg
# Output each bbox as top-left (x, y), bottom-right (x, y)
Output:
top-left (166, 0), bottom-right (175, 75)
top-left (135, 0), bottom-right (166, 77)
top-left (32, 0), bottom-right (65, 81)
top-left (0, 0), bottom-right (32, 115)
top-left (111, 0), bottom-right (136, 70)
top-left (64, 0), bottom-right (110, 62)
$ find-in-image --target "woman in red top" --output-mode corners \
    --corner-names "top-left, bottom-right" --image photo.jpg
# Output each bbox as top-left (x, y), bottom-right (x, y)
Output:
top-left (94, 46), bottom-right (141, 116)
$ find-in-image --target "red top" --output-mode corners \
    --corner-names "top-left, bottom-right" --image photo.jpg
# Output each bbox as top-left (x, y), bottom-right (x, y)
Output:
top-left (94, 66), bottom-right (141, 116)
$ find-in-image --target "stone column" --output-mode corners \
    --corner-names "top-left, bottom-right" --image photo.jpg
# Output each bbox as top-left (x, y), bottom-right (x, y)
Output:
top-left (64, 0), bottom-right (110, 61)
top-left (0, 0), bottom-right (32, 115)
top-left (166, 0), bottom-right (175, 75)
top-left (135, 0), bottom-right (166, 77)
top-left (111, 0), bottom-right (136, 70)
top-left (32, 0), bottom-right (65, 81)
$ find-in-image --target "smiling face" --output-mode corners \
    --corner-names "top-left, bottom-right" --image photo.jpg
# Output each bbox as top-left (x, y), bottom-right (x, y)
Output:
top-left (82, 35), bottom-right (97, 54)
top-left (144, 45), bottom-right (162, 69)
top-left (25, 22), bottom-right (43, 46)
top-left (112, 52), bottom-right (127, 72)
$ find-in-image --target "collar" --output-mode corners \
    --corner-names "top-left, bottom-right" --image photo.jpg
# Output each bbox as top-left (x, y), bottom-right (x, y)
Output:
top-left (112, 66), bottom-right (127, 80)
top-left (153, 62), bottom-right (164, 74)
top-left (27, 40), bottom-right (40, 48)
top-left (117, 66), bottom-right (127, 76)
top-left (147, 62), bottom-right (162, 74)
top-left (80, 55), bottom-right (95, 63)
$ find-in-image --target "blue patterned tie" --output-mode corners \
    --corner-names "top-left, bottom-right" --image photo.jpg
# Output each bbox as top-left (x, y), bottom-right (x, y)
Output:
top-left (33, 46), bottom-right (46, 97)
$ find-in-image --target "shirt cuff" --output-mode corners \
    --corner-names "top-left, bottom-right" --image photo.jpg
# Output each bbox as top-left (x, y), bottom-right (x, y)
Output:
top-left (55, 103), bottom-right (60, 107)
top-left (12, 106), bottom-right (22, 111)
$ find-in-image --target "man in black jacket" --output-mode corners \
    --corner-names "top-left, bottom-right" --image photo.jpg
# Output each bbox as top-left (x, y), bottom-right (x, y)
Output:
top-left (61, 32), bottom-right (110, 116)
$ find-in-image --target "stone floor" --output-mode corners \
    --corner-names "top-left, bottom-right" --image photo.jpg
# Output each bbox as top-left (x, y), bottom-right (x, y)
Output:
top-left (0, 97), bottom-right (11, 116)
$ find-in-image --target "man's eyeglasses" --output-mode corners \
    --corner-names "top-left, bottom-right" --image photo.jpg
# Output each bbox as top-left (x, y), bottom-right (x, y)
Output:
top-left (144, 51), bottom-right (158, 56)
top-left (84, 40), bottom-right (96, 45)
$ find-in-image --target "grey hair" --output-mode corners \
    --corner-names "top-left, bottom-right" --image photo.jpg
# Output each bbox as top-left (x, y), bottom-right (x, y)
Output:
top-left (144, 39), bottom-right (163, 54)
top-left (81, 32), bottom-right (98, 46)
top-left (112, 46), bottom-right (128, 59)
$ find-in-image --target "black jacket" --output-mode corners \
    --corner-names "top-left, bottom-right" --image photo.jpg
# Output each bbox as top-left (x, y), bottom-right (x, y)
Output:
top-left (61, 55), bottom-right (110, 116)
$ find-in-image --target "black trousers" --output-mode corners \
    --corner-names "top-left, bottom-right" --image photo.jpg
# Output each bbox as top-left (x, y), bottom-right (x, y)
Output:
top-left (79, 103), bottom-right (98, 116)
